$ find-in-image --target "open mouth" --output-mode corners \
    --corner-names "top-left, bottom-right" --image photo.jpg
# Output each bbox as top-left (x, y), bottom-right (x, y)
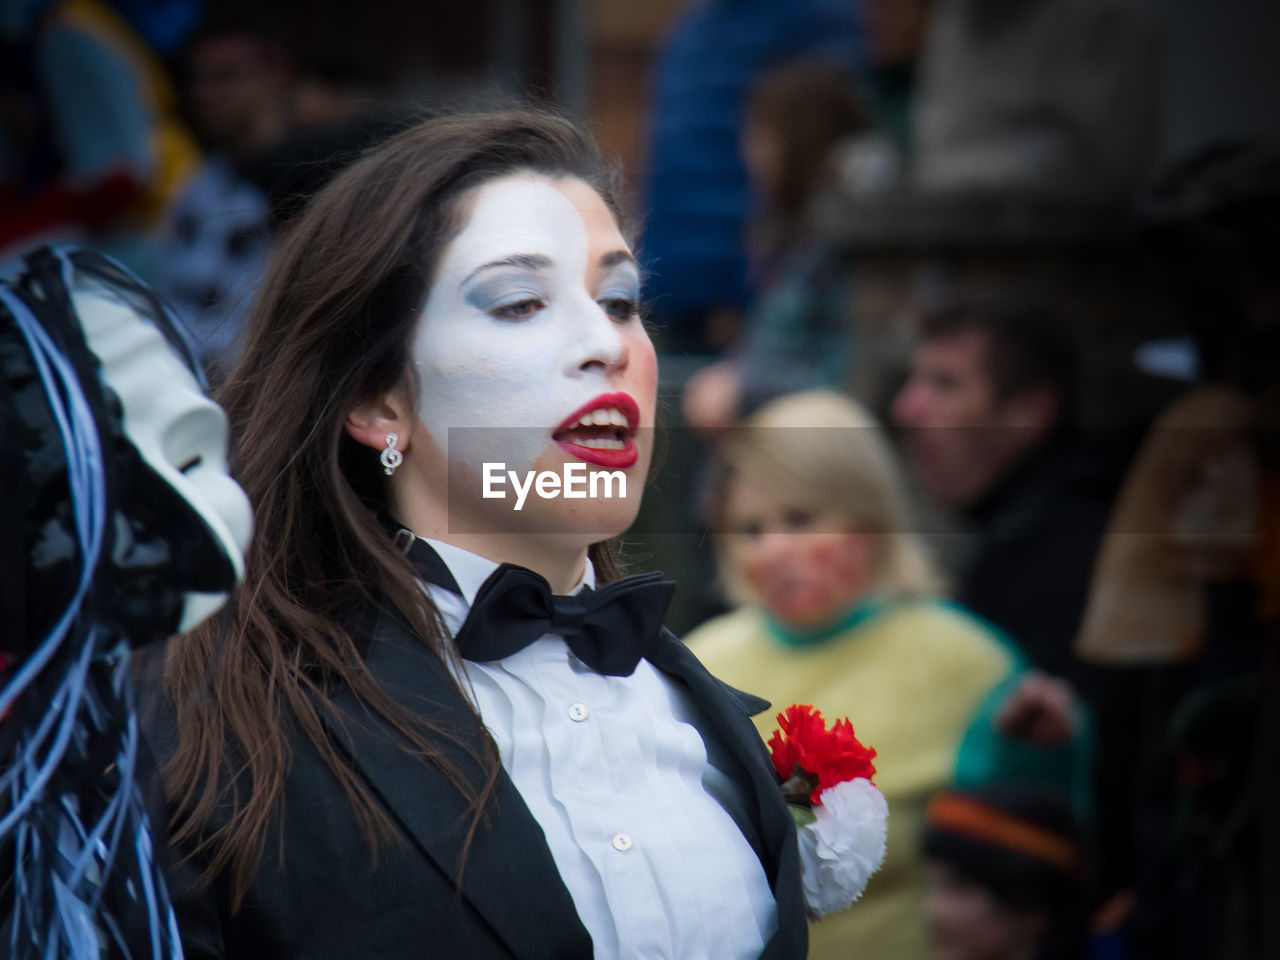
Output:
top-left (553, 392), bottom-right (640, 468)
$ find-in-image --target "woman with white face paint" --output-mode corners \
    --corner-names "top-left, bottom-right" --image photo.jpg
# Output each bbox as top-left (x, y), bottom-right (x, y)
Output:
top-left (158, 112), bottom-right (808, 960)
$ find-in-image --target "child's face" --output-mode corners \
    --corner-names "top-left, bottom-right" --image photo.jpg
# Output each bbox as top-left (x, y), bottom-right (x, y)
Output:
top-left (722, 473), bottom-right (871, 628)
top-left (924, 862), bottom-right (1046, 960)
top-left (406, 174), bottom-right (657, 540)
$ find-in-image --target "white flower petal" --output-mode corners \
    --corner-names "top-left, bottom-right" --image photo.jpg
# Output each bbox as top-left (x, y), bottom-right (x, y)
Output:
top-left (797, 778), bottom-right (889, 918)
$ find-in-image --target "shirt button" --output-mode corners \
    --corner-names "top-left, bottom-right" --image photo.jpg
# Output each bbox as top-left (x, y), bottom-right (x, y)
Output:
top-left (611, 832), bottom-right (633, 852)
top-left (568, 702), bottom-right (590, 722)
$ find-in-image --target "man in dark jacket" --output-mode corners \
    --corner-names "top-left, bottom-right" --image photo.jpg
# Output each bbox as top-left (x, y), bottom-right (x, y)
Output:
top-left (891, 296), bottom-right (1112, 679)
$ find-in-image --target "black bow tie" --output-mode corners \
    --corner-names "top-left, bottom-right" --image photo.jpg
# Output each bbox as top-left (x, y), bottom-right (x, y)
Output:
top-left (403, 535), bottom-right (675, 677)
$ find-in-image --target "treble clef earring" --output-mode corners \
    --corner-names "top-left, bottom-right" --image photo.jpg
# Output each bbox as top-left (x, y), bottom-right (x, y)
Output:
top-left (380, 432), bottom-right (403, 476)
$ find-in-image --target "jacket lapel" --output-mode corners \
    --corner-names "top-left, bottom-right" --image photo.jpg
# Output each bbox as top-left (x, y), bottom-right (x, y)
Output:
top-left (646, 628), bottom-right (808, 960)
top-left (323, 609), bottom-right (803, 959)
top-left (323, 609), bottom-right (593, 960)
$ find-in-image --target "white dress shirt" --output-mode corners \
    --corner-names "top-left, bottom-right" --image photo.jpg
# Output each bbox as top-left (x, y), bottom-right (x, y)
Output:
top-left (420, 537), bottom-right (777, 960)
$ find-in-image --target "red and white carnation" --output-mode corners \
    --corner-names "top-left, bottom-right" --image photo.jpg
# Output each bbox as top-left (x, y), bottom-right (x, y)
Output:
top-left (768, 704), bottom-right (888, 918)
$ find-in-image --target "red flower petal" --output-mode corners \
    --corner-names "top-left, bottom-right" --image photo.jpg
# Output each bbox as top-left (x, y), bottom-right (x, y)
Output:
top-left (767, 704), bottom-right (877, 803)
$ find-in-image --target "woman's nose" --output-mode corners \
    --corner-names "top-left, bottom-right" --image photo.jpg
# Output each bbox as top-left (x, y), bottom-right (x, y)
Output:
top-left (568, 296), bottom-right (627, 375)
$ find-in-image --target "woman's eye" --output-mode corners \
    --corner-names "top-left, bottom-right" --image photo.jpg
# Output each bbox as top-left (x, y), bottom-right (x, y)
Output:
top-left (599, 297), bottom-right (639, 322)
top-left (491, 298), bottom-right (545, 321)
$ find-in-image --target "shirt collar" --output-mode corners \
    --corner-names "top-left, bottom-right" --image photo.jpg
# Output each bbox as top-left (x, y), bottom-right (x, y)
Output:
top-left (419, 536), bottom-right (596, 608)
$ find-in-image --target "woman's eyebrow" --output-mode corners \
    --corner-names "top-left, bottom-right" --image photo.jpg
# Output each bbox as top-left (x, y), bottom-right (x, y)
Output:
top-left (599, 250), bottom-right (639, 271)
top-left (461, 254), bottom-right (552, 286)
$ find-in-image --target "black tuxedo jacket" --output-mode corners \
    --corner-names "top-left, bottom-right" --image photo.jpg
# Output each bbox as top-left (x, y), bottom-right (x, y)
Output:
top-left (159, 606), bottom-right (807, 959)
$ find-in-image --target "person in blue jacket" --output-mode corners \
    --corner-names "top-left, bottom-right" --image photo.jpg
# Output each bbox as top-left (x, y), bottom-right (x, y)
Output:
top-left (640, 0), bottom-right (863, 354)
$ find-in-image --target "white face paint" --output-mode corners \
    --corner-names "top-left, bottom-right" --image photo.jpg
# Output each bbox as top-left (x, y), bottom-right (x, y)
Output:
top-left (412, 175), bottom-right (655, 484)
top-left (72, 273), bottom-right (252, 631)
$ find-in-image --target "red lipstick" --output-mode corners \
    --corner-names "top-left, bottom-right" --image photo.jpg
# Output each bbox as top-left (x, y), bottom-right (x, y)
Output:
top-left (553, 392), bottom-right (641, 468)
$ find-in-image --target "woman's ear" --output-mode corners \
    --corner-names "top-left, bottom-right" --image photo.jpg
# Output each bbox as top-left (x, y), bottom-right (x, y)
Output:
top-left (345, 387), bottom-right (415, 452)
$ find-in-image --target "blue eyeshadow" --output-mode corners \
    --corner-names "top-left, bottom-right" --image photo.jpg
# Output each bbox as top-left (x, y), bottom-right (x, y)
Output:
top-left (464, 274), bottom-right (548, 312)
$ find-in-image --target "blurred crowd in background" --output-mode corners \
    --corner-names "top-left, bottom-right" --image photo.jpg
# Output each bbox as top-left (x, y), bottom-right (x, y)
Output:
top-left (2, 0), bottom-right (1277, 959)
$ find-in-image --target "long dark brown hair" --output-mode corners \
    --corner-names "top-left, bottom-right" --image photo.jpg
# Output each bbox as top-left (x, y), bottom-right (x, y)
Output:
top-left (163, 110), bottom-right (627, 909)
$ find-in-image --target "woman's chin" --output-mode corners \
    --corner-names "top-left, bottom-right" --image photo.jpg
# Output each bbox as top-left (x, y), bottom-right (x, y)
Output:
top-left (467, 495), bottom-right (643, 543)
top-left (545, 496), bottom-right (645, 541)
top-left (511, 448), bottom-right (650, 540)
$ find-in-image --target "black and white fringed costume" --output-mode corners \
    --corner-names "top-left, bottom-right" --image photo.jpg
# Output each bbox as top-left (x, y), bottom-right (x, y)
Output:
top-left (0, 246), bottom-right (250, 960)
